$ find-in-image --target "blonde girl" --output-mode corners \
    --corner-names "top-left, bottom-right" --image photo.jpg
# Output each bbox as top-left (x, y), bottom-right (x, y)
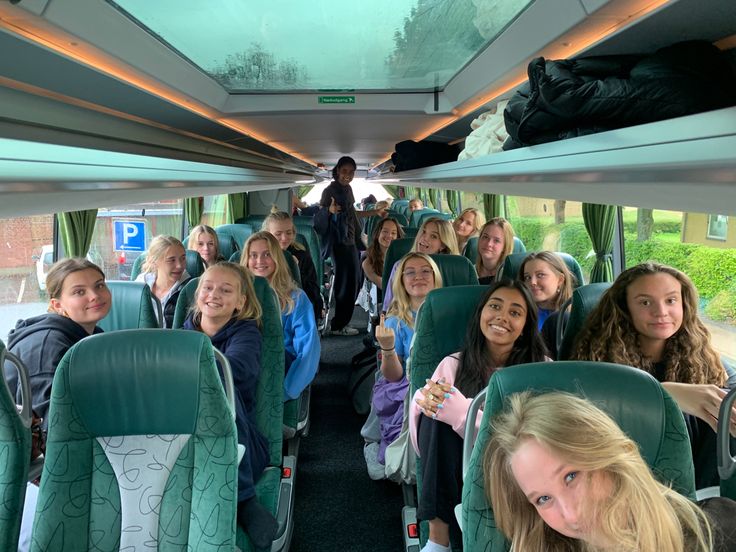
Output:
top-left (382, 217), bottom-right (459, 310)
top-left (485, 391), bottom-right (722, 552)
top-left (135, 235), bottom-right (190, 328)
top-left (452, 207), bottom-right (485, 254)
top-left (262, 208), bottom-right (323, 321)
top-left (241, 231), bottom-right (320, 401)
top-left (476, 218), bottom-right (515, 284)
top-left (187, 224), bottom-right (222, 267)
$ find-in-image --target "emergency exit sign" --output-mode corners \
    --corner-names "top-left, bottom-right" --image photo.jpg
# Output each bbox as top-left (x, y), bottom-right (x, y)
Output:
top-left (318, 96), bottom-right (355, 104)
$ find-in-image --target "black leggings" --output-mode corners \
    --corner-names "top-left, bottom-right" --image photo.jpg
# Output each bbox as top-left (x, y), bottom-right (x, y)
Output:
top-left (417, 416), bottom-right (463, 548)
top-left (330, 243), bottom-right (360, 331)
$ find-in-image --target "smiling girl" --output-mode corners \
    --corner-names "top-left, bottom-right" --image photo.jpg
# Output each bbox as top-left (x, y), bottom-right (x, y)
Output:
top-left (409, 280), bottom-right (548, 551)
top-left (476, 218), bottom-right (516, 284)
top-left (519, 251), bottom-right (575, 332)
top-left (135, 235), bottom-right (191, 328)
top-left (572, 262), bottom-right (736, 489)
top-left (452, 207), bottom-right (485, 255)
top-left (362, 217), bottom-right (404, 291)
top-left (5, 258), bottom-right (111, 427)
top-left (187, 224), bottom-right (223, 268)
top-left (183, 262), bottom-right (276, 549)
top-left (382, 217), bottom-right (458, 310)
top-left (241, 231), bottom-right (320, 401)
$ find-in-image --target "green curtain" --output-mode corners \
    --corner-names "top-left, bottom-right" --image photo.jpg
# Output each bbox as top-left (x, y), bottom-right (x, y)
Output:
top-left (428, 189), bottom-right (441, 210)
top-left (445, 190), bottom-right (460, 216)
top-left (58, 209), bottom-right (97, 257)
top-left (184, 197), bottom-right (203, 230)
top-left (226, 192), bottom-right (247, 224)
top-left (483, 194), bottom-right (504, 220)
top-left (582, 203), bottom-right (616, 283)
top-left (297, 185), bottom-right (313, 198)
top-left (404, 186), bottom-right (417, 200)
top-left (382, 185), bottom-right (401, 199)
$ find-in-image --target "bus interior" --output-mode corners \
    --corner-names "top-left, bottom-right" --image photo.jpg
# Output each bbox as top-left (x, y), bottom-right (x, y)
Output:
top-left (1, 0), bottom-right (736, 550)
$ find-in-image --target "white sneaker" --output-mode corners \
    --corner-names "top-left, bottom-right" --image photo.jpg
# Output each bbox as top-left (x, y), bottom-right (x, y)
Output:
top-left (330, 326), bottom-right (359, 336)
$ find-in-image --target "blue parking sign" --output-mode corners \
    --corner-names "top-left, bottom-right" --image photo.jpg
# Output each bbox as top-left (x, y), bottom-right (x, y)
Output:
top-left (113, 220), bottom-right (146, 252)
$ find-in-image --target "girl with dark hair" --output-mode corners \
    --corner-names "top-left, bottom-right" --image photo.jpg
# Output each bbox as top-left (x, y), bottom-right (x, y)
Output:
top-left (572, 262), bottom-right (736, 489)
top-left (314, 156), bottom-right (387, 335)
top-left (362, 217), bottom-right (404, 290)
top-left (408, 280), bottom-right (549, 552)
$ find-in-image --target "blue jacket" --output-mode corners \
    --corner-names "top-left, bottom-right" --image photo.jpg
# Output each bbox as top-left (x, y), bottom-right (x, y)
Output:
top-left (283, 289), bottom-right (321, 401)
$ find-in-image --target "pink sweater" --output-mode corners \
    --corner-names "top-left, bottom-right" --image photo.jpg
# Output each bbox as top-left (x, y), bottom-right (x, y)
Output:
top-left (409, 353), bottom-right (551, 455)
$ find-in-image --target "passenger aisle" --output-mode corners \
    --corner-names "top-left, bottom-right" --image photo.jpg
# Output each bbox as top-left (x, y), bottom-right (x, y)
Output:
top-left (291, 308), bottom-right (405, 552)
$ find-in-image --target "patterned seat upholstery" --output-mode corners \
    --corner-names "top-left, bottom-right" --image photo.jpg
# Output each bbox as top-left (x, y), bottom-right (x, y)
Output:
top-left (31, 329), bottom-right (239, 551)
top-left (0, 342), bottom-right (31, 552)
top-left (409, 285), bottom-right (489, 547)
top-left (130, 250), bottom-right (205, 280)
top-left (98, 280), bottom-right (162, 331)
top-left (463, 361), bottom-right (696, 551)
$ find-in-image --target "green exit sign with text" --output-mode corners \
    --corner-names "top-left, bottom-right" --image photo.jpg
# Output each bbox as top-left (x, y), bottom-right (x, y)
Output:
top-left (318, 96), bottom-right (355, 104)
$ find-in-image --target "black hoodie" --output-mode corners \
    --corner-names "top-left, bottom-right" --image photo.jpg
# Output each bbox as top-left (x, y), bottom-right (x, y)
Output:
top-left (4, 313), bottom-right (102, 429)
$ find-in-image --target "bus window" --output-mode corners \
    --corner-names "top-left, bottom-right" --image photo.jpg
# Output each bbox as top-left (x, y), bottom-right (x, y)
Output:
top-left (0, 214), bottom-right (55, 341)
top-left (622, 207), bottom-right (736, 364)
top-left (87, 200), bottom-right (184, 281)
top-left (201, 194), bottom-right (230, 227)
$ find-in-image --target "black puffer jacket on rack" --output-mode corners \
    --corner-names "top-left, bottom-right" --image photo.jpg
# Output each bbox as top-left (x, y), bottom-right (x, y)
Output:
top-left (503, 41), bottom-right (736, 150)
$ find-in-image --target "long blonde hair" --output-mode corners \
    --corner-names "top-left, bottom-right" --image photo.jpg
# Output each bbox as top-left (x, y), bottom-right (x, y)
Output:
top-left (572, 263), bottom-right (725, 385)
top-left (386, 253), bottom-right (442, 327)
top-left (241, 231), bottom-right (297, 313)
top-left (475, 218), bottom-right (515, 276)
top-left (142, 235), bottom-right (185, 274)
top-left (485, 391), bottom-right (712, 552)
top-left (455, 207), bottom-right (486, 238)
top-left (412, 217), bottom-right (459, 255)
top-left (187, 225), bottom-right (220, 262)
top-left (262, 207), bottom-right (305, 251)
top-left (189, 262), bottom-right (262, 327)
top-left (519, 251), bottom-right (575, 311)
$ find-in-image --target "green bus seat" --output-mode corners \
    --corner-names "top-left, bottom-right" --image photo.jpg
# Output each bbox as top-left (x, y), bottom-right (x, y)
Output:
top-left (463, 236), bottom-right (526, 265)
top-left (171, 277), bottom-right (199, 329)
top-left (293, 215), bottom-right (314, 227)
top-left (409, 208), bottom-right (440, 227)
top-left (556, 282), bottom-right (612, 360)
top-left (216, 223), bottom-right (254, 252)
top-left (295, 226), bottom-right (323, 285)
top-left (417, 211), bottom-right (453, 229)
top-left (409, 285), bottom-right (489, 547)
top-left (31, 330), bottom-right (239, 550)
top-left (402, 226), bottom-right (419, 240)
top-left (381, 238), bottom-right (415, 295)
top-left (498, 251), bottom-right (585, 288)
top-left (387, 211), bottom-right (409, 226)
top-left (429, 255), bottom-right (479, 288)
top-left (98, 280), bottom-right (162, 331)
top-left (130, 249), bottom-right (205, 280)
top-left (463, 361), bottom-right (697, 551)
top-left (391, 199), bottom-right (410, 218)
top-left (0, 342), bottom-right (31, 552)
top-left (237, 276), bottom-right (291, 552)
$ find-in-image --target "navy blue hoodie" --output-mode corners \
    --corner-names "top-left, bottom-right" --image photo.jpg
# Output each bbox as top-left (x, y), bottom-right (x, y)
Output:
top-left (4, 313), bottom-right (102, 429)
